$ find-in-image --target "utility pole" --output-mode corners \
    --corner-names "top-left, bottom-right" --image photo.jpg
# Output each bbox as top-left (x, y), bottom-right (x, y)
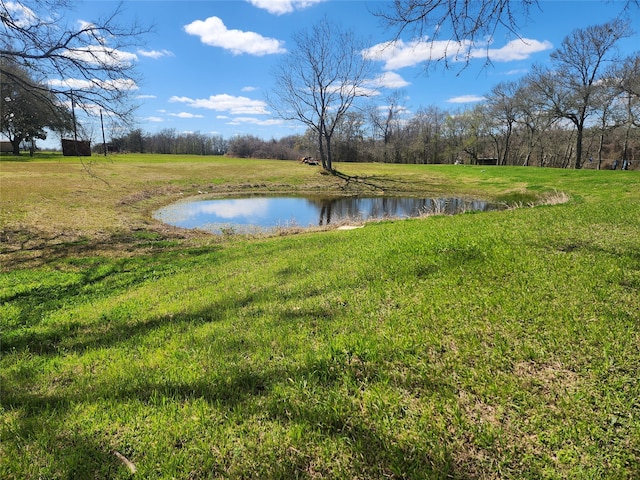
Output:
top-left (70, 90), bottom-right (78, 142)
top-left (70, 89), bottom-right (79, 155)
top-left (100, 110), bottom-right (107, 157)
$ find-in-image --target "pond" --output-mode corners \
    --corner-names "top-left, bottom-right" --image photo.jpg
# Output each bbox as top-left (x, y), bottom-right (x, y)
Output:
top-left (153, 196), bottom-right (496, 234)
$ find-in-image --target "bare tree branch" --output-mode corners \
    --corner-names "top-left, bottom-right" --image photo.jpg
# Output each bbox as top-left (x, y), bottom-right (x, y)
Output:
top-left (374, 0), bottom-right (638, 71)
top-left (0, 0), bottom-right (150, 128)
top-left (267, 18), bottom-right (373, 172)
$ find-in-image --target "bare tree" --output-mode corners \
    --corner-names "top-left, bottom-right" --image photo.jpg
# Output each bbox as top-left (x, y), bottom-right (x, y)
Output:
top-left (546, 20), bottom-right (632, 168)
top-left (612, 54), bottom-right (640, 166)
top-left (368, 90), bottom-right (406, 162)
top-left (0, 0), bottom-right (148, 129)
top-left (512, 73), bottom-right (557, 167)
top-left (413, 106), bottom-right (448, 164)
top-left (590, 67), bottom-right (629, 169)
top-left (617, 54), bottom-right (640, 98)
top-left (268, 18), bottom-right (372, 172)
top-left (484, 81), bottom-right (519, 164)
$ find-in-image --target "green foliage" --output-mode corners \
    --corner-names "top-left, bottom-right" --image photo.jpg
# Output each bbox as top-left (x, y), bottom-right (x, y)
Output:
top-left (1, 159), bottom-right (639, 478)
top-left (0, 59), bottom-right (73, 153)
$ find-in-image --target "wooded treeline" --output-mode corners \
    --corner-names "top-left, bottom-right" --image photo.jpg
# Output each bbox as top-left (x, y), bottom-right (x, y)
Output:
top-left (108, 20), bottom-right (639, 170)
top-left (109, 77), bottom-right (639, 169)
top-left (105, 129), bottom-right (230, 156)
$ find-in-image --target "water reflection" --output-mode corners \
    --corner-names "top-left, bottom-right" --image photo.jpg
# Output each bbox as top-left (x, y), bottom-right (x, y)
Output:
top-left (179, 198), bottom-right (270, 220)
top-left (154, 196), bottom-right (495, 234)
top-left (310, 197), bottom-right (491, 225)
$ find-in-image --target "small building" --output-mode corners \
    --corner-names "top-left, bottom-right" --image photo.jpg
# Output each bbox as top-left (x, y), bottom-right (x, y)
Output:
top-left (476, 158), bottom-right (498, 166)
top-left (62, 139), bottom-right (92, 156)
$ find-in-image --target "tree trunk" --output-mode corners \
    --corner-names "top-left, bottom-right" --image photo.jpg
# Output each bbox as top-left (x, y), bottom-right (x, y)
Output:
top-left (575, 126), bottom-right (583, 169)
top-left (597, 131), bottom-right (604, 170)
top-left (622, 120), bottom-right (631, 166)
top-left (562, 142), bottom-right (573, 168)
top-left (11, 138), bottom-right (21, 155)
top-left (317, 131), bottom-right (326, 170)
top-left (502, 125), bottom-right (512, 165)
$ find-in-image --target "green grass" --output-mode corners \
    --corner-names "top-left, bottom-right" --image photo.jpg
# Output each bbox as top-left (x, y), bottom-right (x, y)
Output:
top-left (1, 154), bottom-right (639, 478)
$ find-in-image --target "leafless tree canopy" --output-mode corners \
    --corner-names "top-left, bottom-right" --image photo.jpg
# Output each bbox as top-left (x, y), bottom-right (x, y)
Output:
top-left (0, 0), bottom-right (149, 125)
top-left (543, 20), bottom-right (633, 168)
top-left (615, 51), bottom-right (640, 98)
top-left (376, 0), bottom-right (638, 69)
top-left (376, 0), bottom-right (537, 67)
top-left (383, 0), bottom-right (537, 39)
top-left (268, 18), bottom-right (372, 171)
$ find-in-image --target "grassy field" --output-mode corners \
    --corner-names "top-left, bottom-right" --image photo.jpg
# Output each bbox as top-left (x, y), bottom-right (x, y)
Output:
top-left (1, 154), bottom-right (639, 479)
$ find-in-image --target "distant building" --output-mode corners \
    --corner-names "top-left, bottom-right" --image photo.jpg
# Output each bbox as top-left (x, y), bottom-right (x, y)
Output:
top-left (476, 158), bottom-right (498, 166)
top-left (62, 139), bottom-right (91, 156)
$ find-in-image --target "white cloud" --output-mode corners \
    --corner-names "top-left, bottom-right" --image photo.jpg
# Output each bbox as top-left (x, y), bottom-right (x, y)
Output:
top-left (192, 198), bottom-right (269, 219)
top-left (102, 79), bottom-right (138, 91)
top-left (242, 86), bottom-right (257, 92)
top-left (227, 117), bottom-right (285, 126)
top-left (168, 96), bottom-right (192, 103)
top-left (354, 86), bottom-right (381, 97)
top-left (247, 0), bottom-right (325, 15)
top-left (170, 94), bottom-right (269, 115)
top-left (64, 45), bottom-right (138, 67)
top-left (447, 95), bottom-right (486, 104)
top-left (136, 94), bottom-right (157, 99)
top-left (138, 49), bottom-right (174, 59)
top-left (48, 78), bottom-right (93, 90)
top-left (77, 20), bottom-right (95, 31)
top-left (364, 38), bottom-right (473, 70)
top-left (371, 71), bottom-right (410, 89)
top-left (184, 16), bottom-right (286, 55)
top-left (504, 68), bottom-right (529, 76)
top-left (472, 38), bottom-right (553, 62)
top-left (365, 36), bottom-right (552, 70)
top-left (145, 116), bottom-right (164, 122)
top-left (376, 104), bottom-right (412, 122)
top-left (77, 20), bottom-right (109, 45)
top-left (48, 78), bottom-right (138, 91)
top-left (169, 112), bottom-right (205, 119)
top-left (5, 1), bottom-right (39, 28)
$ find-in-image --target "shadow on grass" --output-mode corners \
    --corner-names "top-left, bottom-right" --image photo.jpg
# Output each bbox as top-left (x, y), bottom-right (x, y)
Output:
top-left (1, 233), bottom-right (477, 477)
top-left (2, 286), bottom-right (465, 478)
top-left (0, 224), bottom-right (199, 270)
top-left (3, 349), bottom-right (459, 479)
top-left (1, 244), bottom-right (223, 355)
top-left (2, 424), bottom-right (126, 479)
top-left (333, 170), bottom-right (430, 195)
top-left (1, 292), bottom-right (266, 477)
top-left (1, 282), bottom-right (242, 358)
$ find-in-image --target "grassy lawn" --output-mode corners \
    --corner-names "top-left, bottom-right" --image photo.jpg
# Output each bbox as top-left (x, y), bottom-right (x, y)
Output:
top-left (1, 154), bottom-right (639, 478)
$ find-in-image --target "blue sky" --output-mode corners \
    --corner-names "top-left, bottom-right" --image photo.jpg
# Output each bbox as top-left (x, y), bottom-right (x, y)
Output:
top-left (49, 1), bottom-right (640, 145)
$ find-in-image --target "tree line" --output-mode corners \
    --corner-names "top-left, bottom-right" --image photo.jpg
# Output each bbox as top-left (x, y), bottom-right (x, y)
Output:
top-left (105, 129), bottom-right (303, 160)
top-left (109, 22), bottom-right (639, 171)
top-left (268, 17), bottom-right (638, 170)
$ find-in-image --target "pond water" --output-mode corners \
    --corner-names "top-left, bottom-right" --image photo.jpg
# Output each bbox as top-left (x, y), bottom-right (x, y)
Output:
top-left (154, 196), bottom-right (496, 234)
